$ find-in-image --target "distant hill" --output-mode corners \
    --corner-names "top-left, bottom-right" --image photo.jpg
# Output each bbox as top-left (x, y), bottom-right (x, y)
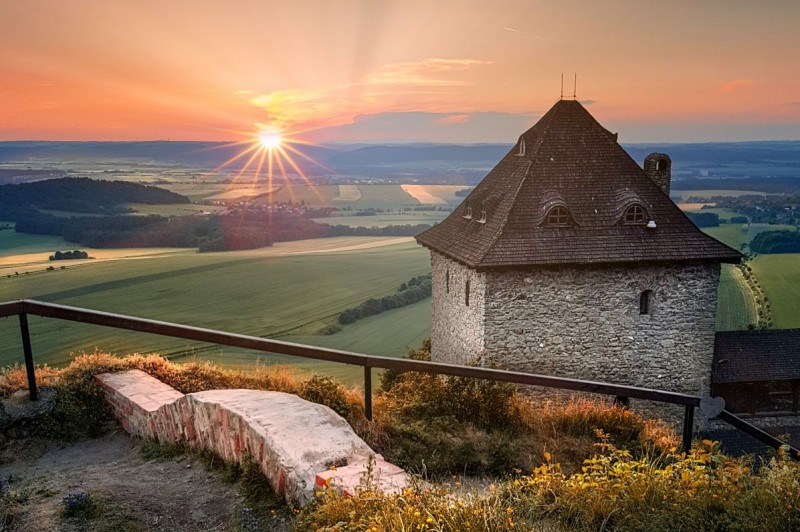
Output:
top-left (0, 177), bottom-right (189, 218)
top-left (1, 140), bottom-right (800, 185)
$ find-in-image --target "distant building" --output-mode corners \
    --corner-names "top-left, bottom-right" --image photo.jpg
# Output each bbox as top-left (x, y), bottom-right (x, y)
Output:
top-left (416, 99), bottom-right (742, 423)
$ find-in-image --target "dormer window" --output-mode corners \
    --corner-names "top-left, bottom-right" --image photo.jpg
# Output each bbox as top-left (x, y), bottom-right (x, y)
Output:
top-left (623, 204), bottom-right (646, 224)
top-left (478, 204), bottom-right (487, 223)
top-left (516, 136), bottom-right (526, 156)
top-left (463, 203), bottom-right (473, 219)
top-left (545, 206), bottom-right (570, 226)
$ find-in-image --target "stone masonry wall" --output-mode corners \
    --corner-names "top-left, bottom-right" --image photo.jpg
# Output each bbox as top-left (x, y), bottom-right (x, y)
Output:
top-left (481, 262), bottom-right (720, 424)
top-left (430, 252), bottom-right (486, 364)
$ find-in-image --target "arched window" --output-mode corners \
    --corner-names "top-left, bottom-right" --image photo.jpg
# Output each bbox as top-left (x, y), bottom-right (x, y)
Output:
top-left (655, 159), bottom-right (666, 171)
top-left (516, 136), bottom-right (526, 156)
top-left (624, 205), bottom-right (646, 224)
top-left (478, 204), bottom-right (487, 223)
top-left (546, 206), bottom-right (570, 226)
top-left (463, 203), bottom-right (473, 219)
top-left (446, 270), bottom-right (450, 294)
top-left (639, 290), bottom-right (653, 315)
top-left (465, 279), bottom-right (471, 307)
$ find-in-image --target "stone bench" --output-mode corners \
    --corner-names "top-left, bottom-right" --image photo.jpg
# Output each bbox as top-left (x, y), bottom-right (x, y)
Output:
top-left (95, 370), bottom-right (407, 506)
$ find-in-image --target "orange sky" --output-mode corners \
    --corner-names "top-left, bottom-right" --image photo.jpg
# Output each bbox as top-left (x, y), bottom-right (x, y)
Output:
top-left (1, 0), bottom-right (799, 142)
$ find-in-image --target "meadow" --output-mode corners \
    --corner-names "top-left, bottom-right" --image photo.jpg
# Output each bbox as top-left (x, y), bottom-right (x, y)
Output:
top-left (715, 265), bottom-right (757, 331)
top-left (750, 253), bottom-right (800, 329)
top-left (0, 237), bottom-right (432, 382)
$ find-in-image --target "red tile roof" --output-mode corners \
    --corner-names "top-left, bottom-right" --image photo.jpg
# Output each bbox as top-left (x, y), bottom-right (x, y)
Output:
top-left (416, 100), bottom-right (742, 269)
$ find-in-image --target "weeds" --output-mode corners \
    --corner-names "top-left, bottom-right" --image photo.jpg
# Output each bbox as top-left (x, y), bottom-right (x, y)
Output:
top-left (299, 436), bottom-right (800, 531)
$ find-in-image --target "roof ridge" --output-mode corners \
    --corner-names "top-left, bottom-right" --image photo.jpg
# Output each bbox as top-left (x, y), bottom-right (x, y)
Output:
top-left (476, 158), bottom-right (534, 265)
top-left (414, 99), bottom-right (743, 268)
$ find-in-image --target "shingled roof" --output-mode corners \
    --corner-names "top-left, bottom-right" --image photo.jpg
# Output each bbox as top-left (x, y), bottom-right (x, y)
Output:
top-left (713, 329), bottom-right (800, 384)
top-left (415, 99), bottom-right (742, 269)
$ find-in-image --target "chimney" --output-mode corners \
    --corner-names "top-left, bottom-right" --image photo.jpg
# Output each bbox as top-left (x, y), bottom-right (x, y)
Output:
top-left (643, 153), bottom-right (672, 195)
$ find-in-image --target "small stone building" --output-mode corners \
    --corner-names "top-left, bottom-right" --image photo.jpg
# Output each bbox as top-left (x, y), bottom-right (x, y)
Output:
top-left (415, 99), bottom-right (742, 404)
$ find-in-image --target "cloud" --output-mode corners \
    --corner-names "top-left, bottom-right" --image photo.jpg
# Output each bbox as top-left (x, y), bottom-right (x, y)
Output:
top-left (788, 102), bottom-right (800, 106)
top-left (579, 99), bottom-right (596, 106)
top-left (307, 111), bottom-right (538, 143)
top-left (434, 114), bottom-right (472, 125)
top-left (503, 27), bottom-right (546, 39)
top-left (719, 79), bottom-right (755, 94)
top-left (241, 58), bottom-right (493, 134)
top-left (366, 58), bottom-right (492, 87)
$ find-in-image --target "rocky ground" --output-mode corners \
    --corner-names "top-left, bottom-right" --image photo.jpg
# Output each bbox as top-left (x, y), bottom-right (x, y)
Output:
top-left (0, 433), bottom-right (293, 531)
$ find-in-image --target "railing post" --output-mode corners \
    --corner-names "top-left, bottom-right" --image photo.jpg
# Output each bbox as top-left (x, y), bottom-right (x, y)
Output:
top-left (682, 404), bottom-right (694, 453)
top-left (364, 366), bottom-right (372, 421)
top-left (19, 312), bottom-right (38, 401)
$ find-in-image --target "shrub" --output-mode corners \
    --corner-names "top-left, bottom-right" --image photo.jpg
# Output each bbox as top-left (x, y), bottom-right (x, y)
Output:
top-left (299, 438), bottom-right (800, 532)
top-left (299, 375), bottom-right (357, 421)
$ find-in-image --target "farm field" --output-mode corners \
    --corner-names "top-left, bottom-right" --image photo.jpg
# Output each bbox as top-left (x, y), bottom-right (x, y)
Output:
top-left (703, 225), bottom-right (749, 250)
top-left (750, 253), bottom-right (800, 329)
top-left (715, 265), bottom-right (757, 331)
top-left (257, 184), bottom-right (420, 209)
top-left (672, 189), bottom-right (770, 199)
top-left (312, 211), bottom-right (448, 228)
top-left (0, 238), bottom-right (432, 373)
top-left (125, 203), bottom-right (227, 216)
top-left (401, 184), bottom-right (471, 204)
top-left (0, 228), bottom-right (73, 257)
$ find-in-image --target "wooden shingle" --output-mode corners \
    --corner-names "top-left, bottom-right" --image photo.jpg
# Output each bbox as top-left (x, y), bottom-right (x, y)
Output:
top-left (416, 100), bottom-right (742, 269)
top-left (713, 329), bottom-right (800, 384)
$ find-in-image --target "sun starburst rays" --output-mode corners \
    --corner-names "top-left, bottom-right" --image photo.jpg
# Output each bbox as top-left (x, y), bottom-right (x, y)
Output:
top-left (200, 125), bottom-right (334, 208)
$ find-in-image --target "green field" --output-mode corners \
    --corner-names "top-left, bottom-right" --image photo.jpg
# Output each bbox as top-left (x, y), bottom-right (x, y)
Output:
top-left (703, 225), bottom-right (749, 250)
top-left (0, 238), bottom-right (432, 379)
top-left (715, 265), bottom-right (757, 331)
top-left (750, 254), bottom-right (800, 329)
top-left (0, 226), bottom-right (73, 256)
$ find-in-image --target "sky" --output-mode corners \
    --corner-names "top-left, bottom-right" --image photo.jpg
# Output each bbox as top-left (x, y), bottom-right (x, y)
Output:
top-left (1, 0), bottom-right (799, 144)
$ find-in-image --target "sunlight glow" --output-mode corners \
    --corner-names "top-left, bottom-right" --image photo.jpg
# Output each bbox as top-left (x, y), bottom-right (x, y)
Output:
top-left (258, 129), bottom-right (282, 150)
top-left (200, 123), bottom-right (335, 213)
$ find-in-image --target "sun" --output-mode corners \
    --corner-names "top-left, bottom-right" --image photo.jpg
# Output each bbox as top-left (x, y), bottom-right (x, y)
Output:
top-left (258, 129), bottom-right (282, 150)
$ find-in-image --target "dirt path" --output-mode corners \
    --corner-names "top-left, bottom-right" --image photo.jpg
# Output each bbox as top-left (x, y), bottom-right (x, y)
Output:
top-left (1, 434), bottom-right (266, 531)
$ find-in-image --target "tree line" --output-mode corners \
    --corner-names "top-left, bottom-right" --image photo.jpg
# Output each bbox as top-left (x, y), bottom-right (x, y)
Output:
top-left (337, 274), bottom-right (432, 328)
top-left (14, 210), bottom-right (432, 252)
top-left (750, 230), bottom-right (800, 254)
top-left (49, 250), bottom-right (89, 260)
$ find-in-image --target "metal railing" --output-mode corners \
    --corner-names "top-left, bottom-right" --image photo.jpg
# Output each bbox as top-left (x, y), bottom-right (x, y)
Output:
top-left (1, 298), bottom-right (797, 460)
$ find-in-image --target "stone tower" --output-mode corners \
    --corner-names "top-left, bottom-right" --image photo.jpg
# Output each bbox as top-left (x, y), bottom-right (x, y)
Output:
top-left (415, 100), bottom-right (741, 405)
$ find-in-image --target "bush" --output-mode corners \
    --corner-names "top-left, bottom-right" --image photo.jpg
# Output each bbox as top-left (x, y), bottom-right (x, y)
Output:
top-left (299, 375), bottom-right (357, 421)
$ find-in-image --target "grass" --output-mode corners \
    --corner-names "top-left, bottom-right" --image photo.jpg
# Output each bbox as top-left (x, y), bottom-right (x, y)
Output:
top-left (5, 350), bottom-right (798, 531)
top-left (283, 299), bottom-right (431, 384)
top-left (0, 238), bottom-right (431, 373)
top-left (750, 254), bottom-right (800, 329)
top-left (703, 224), bottom-right (749, 250)
top-left (299, 440), bottom-right (800, 532)
top-left (716, 264), bottom-right (757, 331)
top-left (702, 223), bottom-right (796, 252)
top-left (0, 227), bottom-right (73, 257)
